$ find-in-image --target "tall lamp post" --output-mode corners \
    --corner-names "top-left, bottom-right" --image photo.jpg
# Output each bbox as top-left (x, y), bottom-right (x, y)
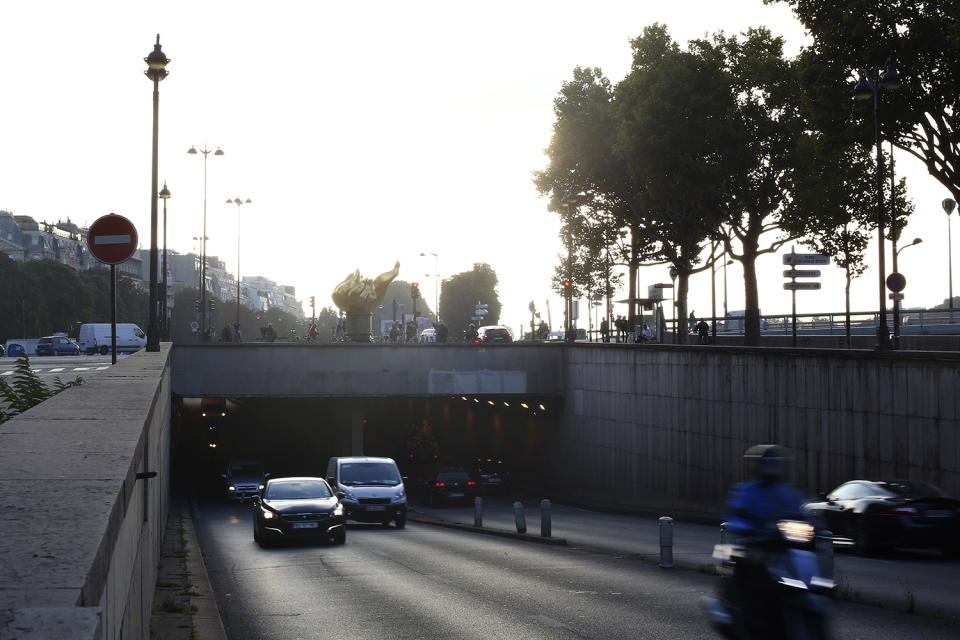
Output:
top-left (419, 251), bottom-right (439, 320)
top-left (854, 57), bottom-right (900, 350)
top-left (944, 198), bottom-right (957, 314)
top-left (187, 144), bottom-right (224, 336)
top-left (144, 35), bottom-right (169, 352)
top-left (893, 237), bottom-right (922, 349)
top-left (227, 197), bottom-right (252, 333)
top-left (159, 182), bottom-right (171, 340)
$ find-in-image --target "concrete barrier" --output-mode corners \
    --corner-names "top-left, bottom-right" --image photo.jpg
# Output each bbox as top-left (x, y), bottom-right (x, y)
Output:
top-left (0, 345), bottom-right (171, 639)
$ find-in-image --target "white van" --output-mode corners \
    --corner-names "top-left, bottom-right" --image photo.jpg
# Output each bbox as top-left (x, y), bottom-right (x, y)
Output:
top-left (77, 323), bottom-right (147, 355)
top-left (325, 456), bottom-right (407, 528)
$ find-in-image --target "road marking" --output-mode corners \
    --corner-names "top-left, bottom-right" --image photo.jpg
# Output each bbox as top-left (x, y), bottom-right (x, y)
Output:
top-left (1, 371), bottom-right (11, 376)
top-left (50, 368), bottom-right (65, 372)
top-left (74, 367), bottom-right (91, 371)
top-left (96, 366), bottom-right (108, 370)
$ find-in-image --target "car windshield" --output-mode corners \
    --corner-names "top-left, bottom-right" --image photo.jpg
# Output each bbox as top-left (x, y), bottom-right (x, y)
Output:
top-left (229, 464), bottom-right (263, 477)
top-left (872, 481), bottom-right (948, 499)
top-left (437, 471), bottom-right (472, 482)
top-left (265, 480), bottom-right (331, 500)
top-left (339, 462), bottom-right (401, 486)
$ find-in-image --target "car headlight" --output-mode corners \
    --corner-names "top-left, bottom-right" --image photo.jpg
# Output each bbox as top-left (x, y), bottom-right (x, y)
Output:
top-left (392, 490), bottom-right (406, 502)
top-left (332, 504), bottom-right (344, 517)
top-left (262, 509), bottom-right (274, 520)
top-left (258, 484), bottom-right (265, 491)
top-left (777, 520), bottom-right (814, 544)
top-left (228, 485), bottom-right (236, 492)
top-left (342, 490), bottom-right (357, 502)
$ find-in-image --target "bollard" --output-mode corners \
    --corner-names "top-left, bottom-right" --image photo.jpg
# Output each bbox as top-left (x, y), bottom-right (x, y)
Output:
top-left (513, 501), bottom-right (527, 534)
top-left (540, 499), bottom-right (552, 538)
top-left (659, 516), bottom-right (674, 568)
top-left (817, 530), bottom-right (834, 580)
top-left (474, 496), bottom-right (483, 528)
top-left (720, 521), bottom-right (729, 545)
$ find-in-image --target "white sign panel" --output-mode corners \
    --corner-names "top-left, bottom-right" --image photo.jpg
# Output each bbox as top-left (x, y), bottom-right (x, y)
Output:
top-left (783, 282), bottom-right (822, 291)
top-left (783, 254), bottom-right (830, 265)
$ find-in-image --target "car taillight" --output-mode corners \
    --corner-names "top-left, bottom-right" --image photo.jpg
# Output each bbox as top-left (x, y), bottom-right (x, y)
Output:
top-left (434, 482), bottom-right (445, 487)
top-left (888, 505), bottom-right (918, 515)
top-left (467, 481), bottom-right (476, 485)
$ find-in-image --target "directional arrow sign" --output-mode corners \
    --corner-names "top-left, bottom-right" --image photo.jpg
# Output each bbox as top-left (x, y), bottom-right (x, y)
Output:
top-left (783, 254), bottom-right (830, 266)
top-left (476, 309), bottom-right (488, 315)
top-left (783, 269), bottom-right (821, 278)
top-left (783, 282), bottom-right (821, 291)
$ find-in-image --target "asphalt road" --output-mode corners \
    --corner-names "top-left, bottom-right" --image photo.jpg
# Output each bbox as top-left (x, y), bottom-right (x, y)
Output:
top-left (193, 498), bottom-right (959, 639)
top-left (0, 353), bottom-right (120, 381)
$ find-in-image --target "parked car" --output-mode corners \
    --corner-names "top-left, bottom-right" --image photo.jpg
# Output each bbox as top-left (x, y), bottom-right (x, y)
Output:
top-left (36, 336), bottom-right (80, 356)
top-left (471, 457), bottom-right (510, 494)
top-left (475, 326), bottom-right (513, 344)
top-left (419, 467), bottom-right (479, 506)
top-left (804, 479), bottom-right (960, 555)
top-left (325, 456), bottom-right (407, 528)
top-left (252, 476), bottom-right (345, 546)
top-left (5, 343), bottom-right (24, 357)
top-left (77, 323), bottom-right (146, 355)
top-left (221, 460), bottom-right (268, 501)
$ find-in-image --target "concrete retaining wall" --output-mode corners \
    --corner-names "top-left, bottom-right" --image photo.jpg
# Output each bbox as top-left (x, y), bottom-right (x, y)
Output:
top-left (553, 345), bottom-right (960, 518)
top-left (0, 345), bottom-right (171, 639)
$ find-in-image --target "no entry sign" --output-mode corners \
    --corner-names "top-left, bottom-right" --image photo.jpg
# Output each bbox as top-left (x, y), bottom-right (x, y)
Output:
top-left (88, 214), bottom-right (138, 265)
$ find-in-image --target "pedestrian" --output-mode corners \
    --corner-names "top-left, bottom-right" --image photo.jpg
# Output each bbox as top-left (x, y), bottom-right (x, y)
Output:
top-left (233, 322), bottom-right (242, 343)
top-left (641, 323), bottom-right (653, 343)
top-left (436, 319), bottom-right (448, 343)
top-left (696, 319), bottom-right (710, 345)
top-left (406, 320), bottom-right (416, 343)
top-left (389, 322), bottom-right (400, 343)
top-left (689, 311), bottom-right (697, 334)
top-left (600, 318), bottom-right (609, 343)
top-left (265, 323), bottom-right (276, 342)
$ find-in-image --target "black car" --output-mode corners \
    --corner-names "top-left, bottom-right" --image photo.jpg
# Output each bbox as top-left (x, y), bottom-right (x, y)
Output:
top-left (472, 457), bottom-right (510, 494)
top-left (36, 336), bottom-right (80, 356)
top-left (419, 468), bottom-right (479, 506)
top-left (804, 479), bottom-right (960, 555)
top-left (475, 326), bottom-right (513, 344)
top-left (252, 477), bottom-right (346, 546)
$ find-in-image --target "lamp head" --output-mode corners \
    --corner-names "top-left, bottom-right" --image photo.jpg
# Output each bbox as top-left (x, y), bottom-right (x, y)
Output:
top-left (187, 146), bottom-right (198, 155)
top-left (853, 74), bottom-right (873, 101)
top-left (911, 237), bottom-right (922, 246)
top-left (159, 182), bottom-right (171, 199)
top-left (214, 148), bottom-right (224, 156)
top-left (944, 198), bottom-right (957, 216)
top-left (880, 57), bottom-right (900, 91)
top-left (144, 35), bottom-right (170, 82)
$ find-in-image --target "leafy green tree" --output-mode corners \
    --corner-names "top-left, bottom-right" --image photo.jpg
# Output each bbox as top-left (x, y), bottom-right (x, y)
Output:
top-left (768, 0), bottom-right (960, 201)
top-left (0, 354), bottom-right (82, 424)
top-left (438, 263), bottom-right (501, 337)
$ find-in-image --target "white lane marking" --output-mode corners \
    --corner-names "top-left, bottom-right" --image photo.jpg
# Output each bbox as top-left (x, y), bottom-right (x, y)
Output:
top-left (96, 366), bottom-right (109, 370)
top-left (1, 371), bottom-right (12, 376)
top-left (49, 368), bottom-right (65, 372)
top-left (73, 367), bottom-right (91, 371)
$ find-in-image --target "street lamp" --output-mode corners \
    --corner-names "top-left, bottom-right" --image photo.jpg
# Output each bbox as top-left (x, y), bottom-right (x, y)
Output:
top-left (227, 197), bottom-right (252, 334)
top-left (187, 144), bottom-right (224, 336)
top-left (944, 198), bottom-right (957, 313)
top-left (854, 56), bottom-right (900, 350)
top-left (892, 237), bottom-right (922, 349)
top-left (144, 34), bottom-right (169, 352)
top-left (419, 251), bottom-right (439, 320)
top-left (159, 182), bottom-right (171, 340)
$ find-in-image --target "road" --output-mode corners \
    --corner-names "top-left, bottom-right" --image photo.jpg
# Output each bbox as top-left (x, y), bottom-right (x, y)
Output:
top-left (193, 498), bottom-right (959, 639)
top-left (0, 354), bottom-right (121, 381)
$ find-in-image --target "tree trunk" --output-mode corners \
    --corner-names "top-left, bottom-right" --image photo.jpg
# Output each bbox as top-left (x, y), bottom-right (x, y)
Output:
top-left (742, 252), bottom-right (761, 346)
top-left (628, 224), bottom-right (640, 325)
top-left (845, 269), bottom-right (852, 349)
top-left (676, 272), bottom-right (689, 342)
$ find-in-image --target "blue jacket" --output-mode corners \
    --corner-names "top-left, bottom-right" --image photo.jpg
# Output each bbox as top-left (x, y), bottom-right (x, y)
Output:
top-left (725, 480), bottom-right (807, 536)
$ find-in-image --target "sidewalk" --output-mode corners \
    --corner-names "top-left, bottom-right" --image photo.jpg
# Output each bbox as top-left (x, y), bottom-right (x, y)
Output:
top-left (150, 498), bottom-right (226, 640)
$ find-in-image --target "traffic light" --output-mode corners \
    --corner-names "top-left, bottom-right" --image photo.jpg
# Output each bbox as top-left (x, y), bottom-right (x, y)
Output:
top-left (209, 298), bottom-right (216, 313)
top-left (411, 282), bottom-right (420, 299)
top-left (195, 300), bottom-right (201, 313)
top-left (563, 280), bottom-right (571, 289)
top-left (310, 295), bottom-right (315, 306)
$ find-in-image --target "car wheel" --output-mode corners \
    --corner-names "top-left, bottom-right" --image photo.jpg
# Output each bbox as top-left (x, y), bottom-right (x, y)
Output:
top-left (394, 515), bottom-right (406, 529)
top-left (853, 518), bottom-right (876, 556)
top-left (331, 529), bottom-right (346, 544)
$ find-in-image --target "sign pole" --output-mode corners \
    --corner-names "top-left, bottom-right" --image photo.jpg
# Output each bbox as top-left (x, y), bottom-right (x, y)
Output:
top-left (791, 247), bottom-right (797, 348)
top-left (110, 265), bottom-right (118, 365)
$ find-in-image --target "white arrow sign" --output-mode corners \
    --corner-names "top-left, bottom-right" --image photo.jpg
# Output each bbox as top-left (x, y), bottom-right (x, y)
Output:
top-left (783, 254), bottom-right (830, 265)
top-left (784, 282), bottom-right (821, 290)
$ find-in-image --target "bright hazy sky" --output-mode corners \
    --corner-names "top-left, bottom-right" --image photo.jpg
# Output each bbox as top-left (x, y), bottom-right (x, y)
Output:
top-left (1, 1), bottom-right (954, 331)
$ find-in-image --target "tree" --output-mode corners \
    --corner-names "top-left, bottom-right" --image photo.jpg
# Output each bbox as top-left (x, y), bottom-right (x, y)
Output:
top-left (0, 354), bottom-right (82, 424)
top-left (769, 0), bottom-right (960, 201)
top-left (438, 263), bottom-right (501, 337)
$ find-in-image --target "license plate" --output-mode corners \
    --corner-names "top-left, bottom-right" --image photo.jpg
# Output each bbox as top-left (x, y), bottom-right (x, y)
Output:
top-left (365, 505), bottom-right (386, 511)
top-left (292, 522), bottom-right (319, 529)
top-left (925, 510), bottom-right (951, 518)
top-left (449, 493), bottom-right (464, 498)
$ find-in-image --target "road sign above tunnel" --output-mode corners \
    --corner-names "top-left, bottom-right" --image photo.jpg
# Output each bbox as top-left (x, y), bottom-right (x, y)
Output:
top-left (88, 214), bottom-right (138, 265)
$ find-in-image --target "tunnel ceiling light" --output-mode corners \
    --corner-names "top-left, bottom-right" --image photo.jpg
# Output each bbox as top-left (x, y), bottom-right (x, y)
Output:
top-left (473, 398), bottom-right (479, 403)
top-left (503, 402), bottom-right (510, 407)
top-left (539, 404), bottom-right (546, 411)
top-left (520, 403), bottom-right (529, 409)
top-left (487, 400), bottom-right (495, 406)
top-left (461, 396), bottom-right (467, 401)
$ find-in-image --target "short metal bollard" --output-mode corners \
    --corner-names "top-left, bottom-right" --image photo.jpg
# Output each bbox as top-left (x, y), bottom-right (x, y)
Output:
top-left (659, 516), bottom-right (674, 568)
top-left (513, 501), bottom-right (527, 534)
top-left (474, 496), bottom-right (483, 528)
top-left (540, 499), bottom-right (552, 538)
top-left (720, 521), bottom-right (729, 545)
top-left (817, 530), bottom-right (834, 580)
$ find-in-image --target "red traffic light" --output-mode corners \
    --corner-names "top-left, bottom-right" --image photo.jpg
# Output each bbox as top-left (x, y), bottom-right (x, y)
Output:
top-left (562, 280), bottom-right (571, 287)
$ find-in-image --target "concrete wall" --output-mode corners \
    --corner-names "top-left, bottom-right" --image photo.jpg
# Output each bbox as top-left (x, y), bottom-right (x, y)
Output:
top-left (170, 343), bottom-right (564, 398)
top-left (0, 345), bottom-right (171, 639)
top-left (553, 344), bottom-right (960, 519)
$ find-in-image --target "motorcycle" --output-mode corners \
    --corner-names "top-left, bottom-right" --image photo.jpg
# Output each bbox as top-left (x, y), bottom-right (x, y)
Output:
top-left (704, 519), bottom-right (834, 639)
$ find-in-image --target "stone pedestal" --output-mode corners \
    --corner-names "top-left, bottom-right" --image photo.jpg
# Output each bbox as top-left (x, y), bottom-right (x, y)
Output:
top-left (345, 312), bottom-right (372, 343)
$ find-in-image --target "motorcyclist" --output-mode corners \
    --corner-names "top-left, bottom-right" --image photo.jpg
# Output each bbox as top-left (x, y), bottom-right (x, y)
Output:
top-left (722, 444), bottom-right (810, 638)
top-left (465, 323), bottom-right (479, 343)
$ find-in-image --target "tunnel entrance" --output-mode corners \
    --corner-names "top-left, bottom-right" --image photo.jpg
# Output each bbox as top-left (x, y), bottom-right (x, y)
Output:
top-left (171, 394), bottom-right (561, 496)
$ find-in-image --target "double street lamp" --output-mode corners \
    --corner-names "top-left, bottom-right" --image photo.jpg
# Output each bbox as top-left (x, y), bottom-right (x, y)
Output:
top-left (854, 57), bottom-right (900, 350)
top-left (144, 35), bottom-right (169, 352)
top-left (227, 197), bottom-right (252, 333)
top-left (187, 144), bottom-right (224, 336)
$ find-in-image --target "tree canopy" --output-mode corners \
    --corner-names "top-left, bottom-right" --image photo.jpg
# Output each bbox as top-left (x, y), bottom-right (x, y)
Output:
top-left (438, 263), bottom-right (501, 335)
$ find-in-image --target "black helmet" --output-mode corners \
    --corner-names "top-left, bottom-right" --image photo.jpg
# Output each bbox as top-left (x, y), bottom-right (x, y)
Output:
top-left (744, 444), bottom-right (789, 482)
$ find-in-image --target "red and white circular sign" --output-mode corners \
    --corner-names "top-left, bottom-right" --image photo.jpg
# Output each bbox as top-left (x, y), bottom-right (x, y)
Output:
top-left (87, 214), bottom-right (138, 265)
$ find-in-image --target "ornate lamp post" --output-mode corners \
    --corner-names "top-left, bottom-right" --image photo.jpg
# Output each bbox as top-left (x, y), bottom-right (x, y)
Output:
top-left (944, 198), bottom-right (957, 314)
top-left (144, 35), bottom-right (169, 352)
top-left (159, 182), bottom-right (171, 340)
top-left (854, 57), bottom-right (900, 350)
top-left (187, 144), bottom-right (224, 336)
top-left (226, 197), bottom-right (252, 334)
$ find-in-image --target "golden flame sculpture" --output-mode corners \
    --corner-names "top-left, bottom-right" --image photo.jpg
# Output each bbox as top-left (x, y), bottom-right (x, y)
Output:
top-left (332, 261), bottom-right (400, 313)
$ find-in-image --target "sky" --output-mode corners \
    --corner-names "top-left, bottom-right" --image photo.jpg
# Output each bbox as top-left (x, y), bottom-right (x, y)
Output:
top-left (1, 1), bottom-right (955, 334)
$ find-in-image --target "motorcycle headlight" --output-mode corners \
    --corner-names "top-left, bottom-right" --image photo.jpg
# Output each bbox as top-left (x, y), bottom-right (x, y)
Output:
top-left (777, 520), bottom-right (814, 544)
top-left (332, 504), bottom-right (344, 517)
top-left (262, 509), bottom-right (274, 520)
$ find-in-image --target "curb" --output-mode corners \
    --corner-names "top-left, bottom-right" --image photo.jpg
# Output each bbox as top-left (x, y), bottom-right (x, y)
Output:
top-left (407, 510), bottom-right (567, 545)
